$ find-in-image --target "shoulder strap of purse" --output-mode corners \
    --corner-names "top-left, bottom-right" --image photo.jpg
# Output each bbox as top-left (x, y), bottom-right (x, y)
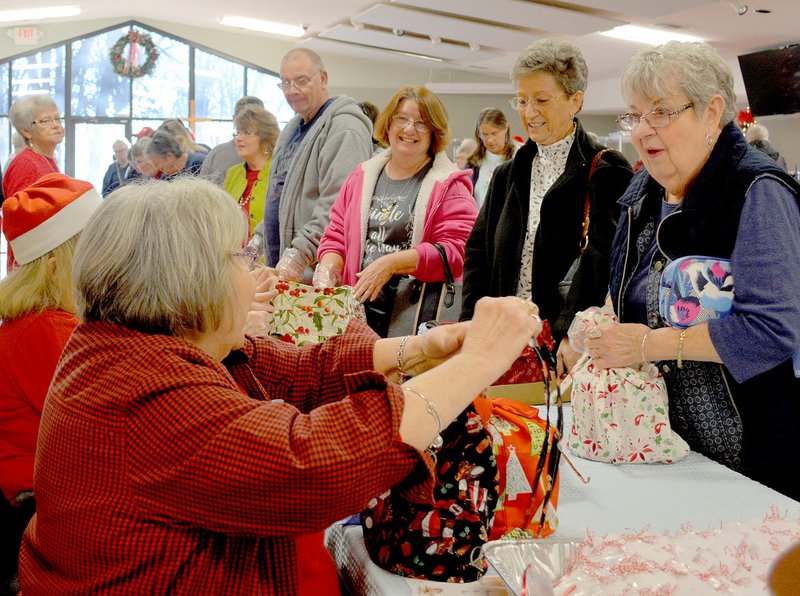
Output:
top-left (433, 242), bottom-right (457, 308)
top-left (579, 147), bottom-right (612, 255)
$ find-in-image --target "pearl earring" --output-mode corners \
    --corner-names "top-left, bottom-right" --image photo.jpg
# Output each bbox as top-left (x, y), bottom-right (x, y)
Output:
top-left (706, 132), bottom-right (713, 147)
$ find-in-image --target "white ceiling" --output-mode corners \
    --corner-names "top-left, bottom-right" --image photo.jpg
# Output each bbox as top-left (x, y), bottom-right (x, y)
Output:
top-left (7, 0), bottom-right (800, 113)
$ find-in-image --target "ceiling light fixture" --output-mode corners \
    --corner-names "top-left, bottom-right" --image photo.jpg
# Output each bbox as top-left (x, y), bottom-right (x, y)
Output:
top-left (430, 35), bottom-right (441, 45)
top-left (600, 25), bottom-right (703, 45)
top-left (0, 6), bottom-right (81, 23)
top-left (220, 16), bottom-right (306, 38)
top-left (396, 51), bottom-right (442, 62)
top-left (351, 19), bottom-right (364, 31)
top-left (469, 42), bottom-right (481, 52)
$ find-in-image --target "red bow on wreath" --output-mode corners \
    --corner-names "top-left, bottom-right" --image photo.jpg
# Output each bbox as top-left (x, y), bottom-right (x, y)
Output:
top-left (123, 31), bottom-right (142, 75)
top-left (737, 107), bottom-right (755, 130)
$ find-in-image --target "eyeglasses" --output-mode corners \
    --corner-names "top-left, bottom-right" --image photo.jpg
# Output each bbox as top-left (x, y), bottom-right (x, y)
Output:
top-left (616, 103), bottom-right (694, 131)
top-left (232, 246), bottom-right (260, 271)
top-left (509, 96), bottom-right (562, 111)
top-left (232, 130), bottom-right (259, 139)
top-left (32, 116), bottom-right (65, 127)
top-left (391, 114), bottom-right (431, 133)
top-left (277, 70), bottom-right (321, 91)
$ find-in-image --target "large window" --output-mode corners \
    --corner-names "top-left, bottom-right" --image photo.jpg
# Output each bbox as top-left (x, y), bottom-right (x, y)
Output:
top-left (0, 21), bottom-right (285, 277)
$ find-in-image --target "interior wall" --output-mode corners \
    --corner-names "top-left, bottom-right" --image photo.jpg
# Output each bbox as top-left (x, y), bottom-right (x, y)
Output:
top-left (753, 114), bottom-right (800, 175)
top-left (1, 18), bottom-right (795, 172)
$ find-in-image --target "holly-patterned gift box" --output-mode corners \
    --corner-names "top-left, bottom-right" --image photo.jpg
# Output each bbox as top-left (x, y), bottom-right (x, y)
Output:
top-left (270, 282), bottom-right (364, 346)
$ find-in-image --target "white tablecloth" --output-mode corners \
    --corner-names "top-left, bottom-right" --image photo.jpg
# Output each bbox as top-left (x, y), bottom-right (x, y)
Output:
top-left (325, 406), bottom-right (799, 595)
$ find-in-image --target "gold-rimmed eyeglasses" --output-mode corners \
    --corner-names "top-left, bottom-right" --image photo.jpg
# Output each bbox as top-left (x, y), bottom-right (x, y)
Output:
top-left (509, 96), bottom-right (561, 111)
top-left (391, 114), bottom-right (431, 133)
top-left (616, 103), bottom-right (694, 131)
top-left (32, 116), bottom-right (65, 127)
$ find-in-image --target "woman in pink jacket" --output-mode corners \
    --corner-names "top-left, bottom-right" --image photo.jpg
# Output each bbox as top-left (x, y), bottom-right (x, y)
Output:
top-left (316, 86), bottom-right (478, 336)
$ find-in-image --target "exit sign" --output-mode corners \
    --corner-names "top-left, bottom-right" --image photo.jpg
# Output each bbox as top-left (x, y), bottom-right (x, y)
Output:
top-left (14, 27), bottom-right (39, 45)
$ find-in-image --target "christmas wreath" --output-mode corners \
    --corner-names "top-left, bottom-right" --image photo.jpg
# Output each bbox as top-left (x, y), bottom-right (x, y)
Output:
top-left (110, 30), bottom-right (159, 78)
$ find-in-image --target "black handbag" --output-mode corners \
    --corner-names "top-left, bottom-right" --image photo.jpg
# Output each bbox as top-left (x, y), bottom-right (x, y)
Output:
top-left (385, 243), bottom-right (462, 337)
top-left (558, 148), bottom-right (610, 304)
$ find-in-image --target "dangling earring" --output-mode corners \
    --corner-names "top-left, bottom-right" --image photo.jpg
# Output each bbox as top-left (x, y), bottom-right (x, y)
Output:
top-left (706, 132), bottom-right (713, 147)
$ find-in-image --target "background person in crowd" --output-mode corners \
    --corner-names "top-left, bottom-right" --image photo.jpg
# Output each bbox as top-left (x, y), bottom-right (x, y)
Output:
top-left (201, 95), bottom-right (265, 186)
top-left (2, 94), bottom-right (65, 269)
top-left (466, 107), bottom-right (518, 208)
top-left (745, 123), bottom-right (787, 170)
top-left (144, 130), bottom-right (205, 181)
top-left (18, 176), bottom-right (540, 595)
top-left (266, 48), bottom-right (372, 280)
top-left (158, 118), bottom-right (210, 154)
top-left (101, 139), bottom-right (139, 196)
top-left (568, 41), bottom-right (800, 500)
top-left (129, 137), bottom-right (159, 180)
top-left (3, 133), bottom-right (25, 174)
top-left (454, 137), bottom-right (478, 170)
top-left (316, 86), bottom-right (478, 337)
top-left (358, 100), bottom-right (383, 155)
top-left (0, 174), bottom-right (102, 596)
top-left (223, 105), bottom-right (280, 246)
top-left (460, 39), bottom-right (632, 345)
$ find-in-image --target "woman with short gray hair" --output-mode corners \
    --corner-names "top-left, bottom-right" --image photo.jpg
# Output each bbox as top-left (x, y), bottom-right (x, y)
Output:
top-left (2, 94), bottom-right (64, 267)
top-left (19, 177), bottom-right (543, 594)
top-left (461, 38), bottom-right (632, 362)
top-left (144, 130), bottom-right (205, 181)
top-left (576, 41), bottom-right (800, 499)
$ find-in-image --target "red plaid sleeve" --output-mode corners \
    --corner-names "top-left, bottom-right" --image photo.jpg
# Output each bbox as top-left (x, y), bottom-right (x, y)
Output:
top-left (121, 324), bottom-right (432, 537)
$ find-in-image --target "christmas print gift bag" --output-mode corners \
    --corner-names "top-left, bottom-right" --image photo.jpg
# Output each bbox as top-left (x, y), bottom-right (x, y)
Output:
top-left (492, 320), bottom-right (556, 386)
top-left (269, 282), bottom-right (365, 346)
top-left (360, 405), bottom-right (498, 582)
top-left (566, 355), bottom-right (690, 464)
top-left (474, 396), bottom-right (561, 540)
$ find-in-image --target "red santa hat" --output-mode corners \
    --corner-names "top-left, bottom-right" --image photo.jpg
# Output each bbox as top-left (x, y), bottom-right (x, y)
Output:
top-left (2, 173), bottom-right (103, 265)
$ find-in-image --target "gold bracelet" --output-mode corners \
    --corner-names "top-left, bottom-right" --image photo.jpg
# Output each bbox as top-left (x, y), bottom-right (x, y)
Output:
top-left (640, 330), bottom-right (652, 364)
top-left (677, 329), bottom-right (687, 369)
top-left (397, 335), bottom-right (411, 381)
top-left (402, 386), bottom-right (444, 454)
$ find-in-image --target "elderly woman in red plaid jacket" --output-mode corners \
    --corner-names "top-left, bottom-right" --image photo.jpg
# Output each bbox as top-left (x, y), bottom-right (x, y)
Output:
top-left (18, 177), bottom-right (541, 595)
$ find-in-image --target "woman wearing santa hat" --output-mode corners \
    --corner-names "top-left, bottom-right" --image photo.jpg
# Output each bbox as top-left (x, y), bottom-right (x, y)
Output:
top-left (0, 173), bottom-right (102, 594)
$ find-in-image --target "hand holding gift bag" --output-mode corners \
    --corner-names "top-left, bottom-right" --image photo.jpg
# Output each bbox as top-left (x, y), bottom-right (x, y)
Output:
top-left (562, 308), bottom-right (689, 464)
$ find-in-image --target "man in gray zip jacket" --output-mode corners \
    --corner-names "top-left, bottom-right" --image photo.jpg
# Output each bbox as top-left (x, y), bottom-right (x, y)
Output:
top-left (266, 48), bottom-right (372, 282)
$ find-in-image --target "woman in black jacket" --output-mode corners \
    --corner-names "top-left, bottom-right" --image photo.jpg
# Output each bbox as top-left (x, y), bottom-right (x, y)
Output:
top-left (460, 38), bottom-right (632, 366)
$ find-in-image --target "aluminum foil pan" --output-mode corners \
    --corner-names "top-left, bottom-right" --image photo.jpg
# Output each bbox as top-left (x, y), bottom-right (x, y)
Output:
top-left (482, 539), bottom-right (578, 596)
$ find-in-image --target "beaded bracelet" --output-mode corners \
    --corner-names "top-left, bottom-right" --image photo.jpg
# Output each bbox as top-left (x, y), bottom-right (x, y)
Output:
top-left (677, 329), bottom-right (687, 369)
top-left (402, 386), bottom-right (444, 454)
top-left (397, 335), bottom-right (411, 382)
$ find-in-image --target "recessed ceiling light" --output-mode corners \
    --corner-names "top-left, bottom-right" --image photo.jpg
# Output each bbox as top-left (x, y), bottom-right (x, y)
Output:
top-left (220, 16), bottom-right (306, 38)
top-left (0, 6), bottom-right (81, 23)
top-left (600, 25), bottom-right (703, 45)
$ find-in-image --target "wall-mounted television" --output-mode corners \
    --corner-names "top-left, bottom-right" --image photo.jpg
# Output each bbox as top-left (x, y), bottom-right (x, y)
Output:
top-left (738, 44), bottom-right (800, 117)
